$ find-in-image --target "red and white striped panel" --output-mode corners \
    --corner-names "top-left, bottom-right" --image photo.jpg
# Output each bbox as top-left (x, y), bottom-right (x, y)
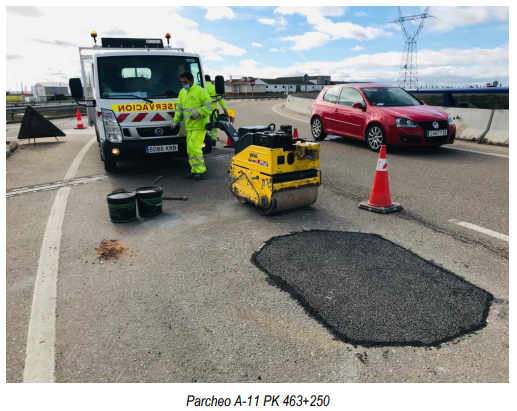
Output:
top-left (96, 111), bottom-right (175, 123)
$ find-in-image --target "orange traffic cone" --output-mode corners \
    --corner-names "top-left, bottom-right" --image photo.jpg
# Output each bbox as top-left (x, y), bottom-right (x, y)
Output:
top-left (359, 145), bottom-right (402, 213)
top-left (74, 109), bottom-right (85, 129)
top-left (224, 115), bottom-right (235, 148)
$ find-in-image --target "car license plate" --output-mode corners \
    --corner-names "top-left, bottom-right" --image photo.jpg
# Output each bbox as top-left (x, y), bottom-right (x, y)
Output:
top-left (146, 144), bottom-right (178, 154)
top-left (427, 130), bottom-right (448, 137)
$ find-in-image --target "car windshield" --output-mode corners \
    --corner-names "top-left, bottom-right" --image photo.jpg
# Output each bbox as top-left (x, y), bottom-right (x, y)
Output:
top-left (97, 55), bottom-right (202, 99)
top-left (362, 87), bottom-right (421, 107)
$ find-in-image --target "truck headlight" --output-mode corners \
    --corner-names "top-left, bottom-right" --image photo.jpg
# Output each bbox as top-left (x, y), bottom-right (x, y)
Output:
top-left (448, 115), bottom-right (454, 126)
top-left (395, 118), bottom-right (418, 128)
top-left (102, 109), bottom-right (123, 143)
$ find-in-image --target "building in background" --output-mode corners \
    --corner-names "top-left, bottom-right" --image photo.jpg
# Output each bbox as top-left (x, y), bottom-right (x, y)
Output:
top-left (32, 82), bottom-right (70, 102)
top-left (224, 77), bottom-right (266, 94)
top-left (223, 75), bottom-right (350, 94)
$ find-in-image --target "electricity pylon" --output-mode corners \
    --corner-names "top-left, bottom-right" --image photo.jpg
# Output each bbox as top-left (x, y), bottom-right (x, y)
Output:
top-left (392, 6), bottom-right (435, 89)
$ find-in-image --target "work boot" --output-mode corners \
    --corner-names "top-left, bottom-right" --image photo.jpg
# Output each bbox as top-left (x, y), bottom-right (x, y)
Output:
top-left (186, 173), bottom-right (195, 179)
top-left (193, 173), bottom-right (205, 181)
top-left (212, 140), bottom-right (217, 147)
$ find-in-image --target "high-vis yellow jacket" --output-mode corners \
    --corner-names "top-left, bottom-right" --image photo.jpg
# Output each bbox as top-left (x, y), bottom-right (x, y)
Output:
top-left (173, 83), bottom-right (213, 131)
top-left (205, 81), bottom-right (227, 112)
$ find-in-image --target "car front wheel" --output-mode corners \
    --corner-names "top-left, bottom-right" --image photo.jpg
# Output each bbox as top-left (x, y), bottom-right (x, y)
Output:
top-left (366, 124), bottom-right (385, 152)
top-left (311, 117), bottom-right (327, 141)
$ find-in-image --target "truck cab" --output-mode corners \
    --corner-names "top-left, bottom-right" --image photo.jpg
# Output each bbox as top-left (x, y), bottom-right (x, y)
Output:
top-left (70, 34), bottom-right (212, 172)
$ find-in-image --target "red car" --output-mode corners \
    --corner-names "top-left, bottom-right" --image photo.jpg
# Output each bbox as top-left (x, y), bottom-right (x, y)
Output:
top-left (310, 84), bottom-right (456, 151)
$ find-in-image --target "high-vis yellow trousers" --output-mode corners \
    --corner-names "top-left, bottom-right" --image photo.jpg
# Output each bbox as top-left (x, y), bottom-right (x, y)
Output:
top-left (187, 129), bottom-right (207, 174)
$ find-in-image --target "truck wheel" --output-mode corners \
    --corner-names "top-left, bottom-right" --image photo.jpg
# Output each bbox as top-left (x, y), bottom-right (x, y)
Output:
top-left (104, 155), bottom-right (118, 173)
top-left (95, 125), bottom-right (101, 146)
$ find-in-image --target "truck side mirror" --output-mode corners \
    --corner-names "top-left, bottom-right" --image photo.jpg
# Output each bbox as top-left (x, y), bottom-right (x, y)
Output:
top-left (69, 78), bottom-right (84, 99)
top-left (215, 75), bottom-right (225, 95)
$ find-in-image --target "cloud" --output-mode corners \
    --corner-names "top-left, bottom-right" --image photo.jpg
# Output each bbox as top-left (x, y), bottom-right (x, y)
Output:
top-left (270, 48), bottom-right (280, 52)
top-left (351, 46), bottom-right (365, 51)
top-left (355, 11), bottom-right (368, 17)
top-left (216, 45), bottom-right (509, 86)
top-left (30, 39), bottom-right (77, 47)
top-left (428, 6), bottom-right (509, 32)
top-left (105, 28), bottom-right (127, 36)
top-left (258, 16), bottom-right (288, 31)
top-left (7, 55), bottom-right (24, 60)
top-left (276, 6), bottom-right (390, 49)
top-left (281, 32), bottom-right (331, 51)
top-left (204, 6), bottom-right (235, 21)
top-left (313, 19), bottom-right (389, 41)
top-left (5, 8), bottom-right (246, 89)
top-left (275, 6), bottom-right (345, 18)
top-left (252, 42), bottom-right (263, 47)
top-left (7, 6), bottom-right (43, 17)
top-left (259, 18), bottom-right (275, 26)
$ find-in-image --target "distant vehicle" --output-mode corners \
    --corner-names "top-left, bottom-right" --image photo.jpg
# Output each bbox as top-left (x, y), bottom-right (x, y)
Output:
top-left (310, 84), bottom-right (457, 151)
top-left (69, 33), bottom-right (212, 172)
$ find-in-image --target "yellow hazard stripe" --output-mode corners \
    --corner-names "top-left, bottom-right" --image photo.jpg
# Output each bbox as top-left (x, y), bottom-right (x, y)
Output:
top-left (111, 102), bottom-right (177, 112)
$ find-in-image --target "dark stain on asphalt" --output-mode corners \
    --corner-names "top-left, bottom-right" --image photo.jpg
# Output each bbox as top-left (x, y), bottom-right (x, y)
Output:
top-left (252, 230), bottom-right (493, 347)
top-left (355, 352), bottom-right (369, 365)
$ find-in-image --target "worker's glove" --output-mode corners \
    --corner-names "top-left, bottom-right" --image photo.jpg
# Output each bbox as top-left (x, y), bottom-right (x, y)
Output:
top-left (171, 122), bottom-right (178, 129)
top-left (223, 109), bottom-right (228, 115)
top-left (191, 110), bottom-right (200, 120)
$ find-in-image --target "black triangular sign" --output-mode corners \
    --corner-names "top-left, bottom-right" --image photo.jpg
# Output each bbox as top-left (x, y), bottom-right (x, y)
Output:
top-left (18, 106), bottom-right (66, 140)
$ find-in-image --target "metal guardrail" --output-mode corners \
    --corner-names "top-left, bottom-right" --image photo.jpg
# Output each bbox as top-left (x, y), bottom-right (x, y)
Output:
top-left (6, 104), bottom-right (81, 121)
top-left (6, 104), bottom-right (81, 115)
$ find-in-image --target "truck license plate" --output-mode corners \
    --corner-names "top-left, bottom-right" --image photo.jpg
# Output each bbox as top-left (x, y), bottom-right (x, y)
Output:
top-left (146, 144), bottom-right (178, 154)
top-left (427, 130), bottom-right (448, 137)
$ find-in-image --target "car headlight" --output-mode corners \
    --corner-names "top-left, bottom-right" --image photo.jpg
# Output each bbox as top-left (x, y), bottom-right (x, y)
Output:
top-left (102, 109), bottom-right (123, 143)
top-left (448, 115), bottom-right (454, 126)
top-left (395, 118), bottom-right (418, 128)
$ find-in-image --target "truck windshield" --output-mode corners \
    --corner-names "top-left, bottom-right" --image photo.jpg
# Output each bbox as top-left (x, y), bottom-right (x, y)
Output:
top-left (98, 55), bottom-right (202, 99)
top-left (362, 87), bottom-right (422, 107)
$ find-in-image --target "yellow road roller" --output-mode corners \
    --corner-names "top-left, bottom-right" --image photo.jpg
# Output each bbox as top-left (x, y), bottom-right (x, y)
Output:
top-left (208, 114), bottom-right (321, 214)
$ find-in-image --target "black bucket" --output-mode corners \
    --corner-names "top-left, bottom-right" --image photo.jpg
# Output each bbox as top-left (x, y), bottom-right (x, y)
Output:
top-left (107, 191), bottom-right (137, 223)
top-left (136, 186), bottom-right (163, 217)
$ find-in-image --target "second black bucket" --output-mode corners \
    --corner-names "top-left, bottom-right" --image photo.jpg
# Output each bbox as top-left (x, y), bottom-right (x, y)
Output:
top-left (136, 186), bottom-right (163, 217)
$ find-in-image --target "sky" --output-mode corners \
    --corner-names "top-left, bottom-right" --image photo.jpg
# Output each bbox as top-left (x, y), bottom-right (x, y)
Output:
top-left (5, 5), bottom-right (510, 92)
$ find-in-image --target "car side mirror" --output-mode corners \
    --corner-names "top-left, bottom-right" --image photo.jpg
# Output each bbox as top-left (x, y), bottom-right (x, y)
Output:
top-left (215, 75), bottom-right (225, 95)
top-left (420, 99), bottom-right (426, 105)
top-left (69, 78), bottom-right (84, 99)
top-left (352, 102), bottom-right (365, 110)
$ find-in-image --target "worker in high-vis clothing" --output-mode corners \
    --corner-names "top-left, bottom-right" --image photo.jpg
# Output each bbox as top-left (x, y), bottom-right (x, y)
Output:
top-left (172, 71), bottom-right (213, 181)
top-left (205, 74), bottom-right (227, 146)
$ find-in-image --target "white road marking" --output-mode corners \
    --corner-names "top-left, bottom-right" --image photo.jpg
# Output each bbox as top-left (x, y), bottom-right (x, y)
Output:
top-left (272, 104), bottom-right (310, 123)
top-left (24, 137), bottom-right (97, 383)
top-left (449, 219), bottom-right (509, 242)
top-left (442, 146), bottom-right (509, 158)
top-left (7, 174), bottom-right (112, 198)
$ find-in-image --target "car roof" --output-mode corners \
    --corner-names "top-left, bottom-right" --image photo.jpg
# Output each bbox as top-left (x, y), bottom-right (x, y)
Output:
top-left (343, 83), bottom-right (395, 89)
top-left (322, 83), bottom-right (399, 93)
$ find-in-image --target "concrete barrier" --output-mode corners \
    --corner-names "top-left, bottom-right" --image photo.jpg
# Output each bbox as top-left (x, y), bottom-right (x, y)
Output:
top-left (482, 110), bottom-right (509, 145)
top-left (437, 107), bottom-right (493, 142)
top-left (285, 95), bottom-right (313, 116)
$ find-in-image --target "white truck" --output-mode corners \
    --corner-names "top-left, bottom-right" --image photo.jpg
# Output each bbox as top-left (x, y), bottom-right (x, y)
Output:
top-left (69, 33), bottom-right (212, 172)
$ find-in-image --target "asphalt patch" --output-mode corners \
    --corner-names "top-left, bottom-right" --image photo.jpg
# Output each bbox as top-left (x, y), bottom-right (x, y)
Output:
top-left (252, 231), bottom-right (493, 347)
